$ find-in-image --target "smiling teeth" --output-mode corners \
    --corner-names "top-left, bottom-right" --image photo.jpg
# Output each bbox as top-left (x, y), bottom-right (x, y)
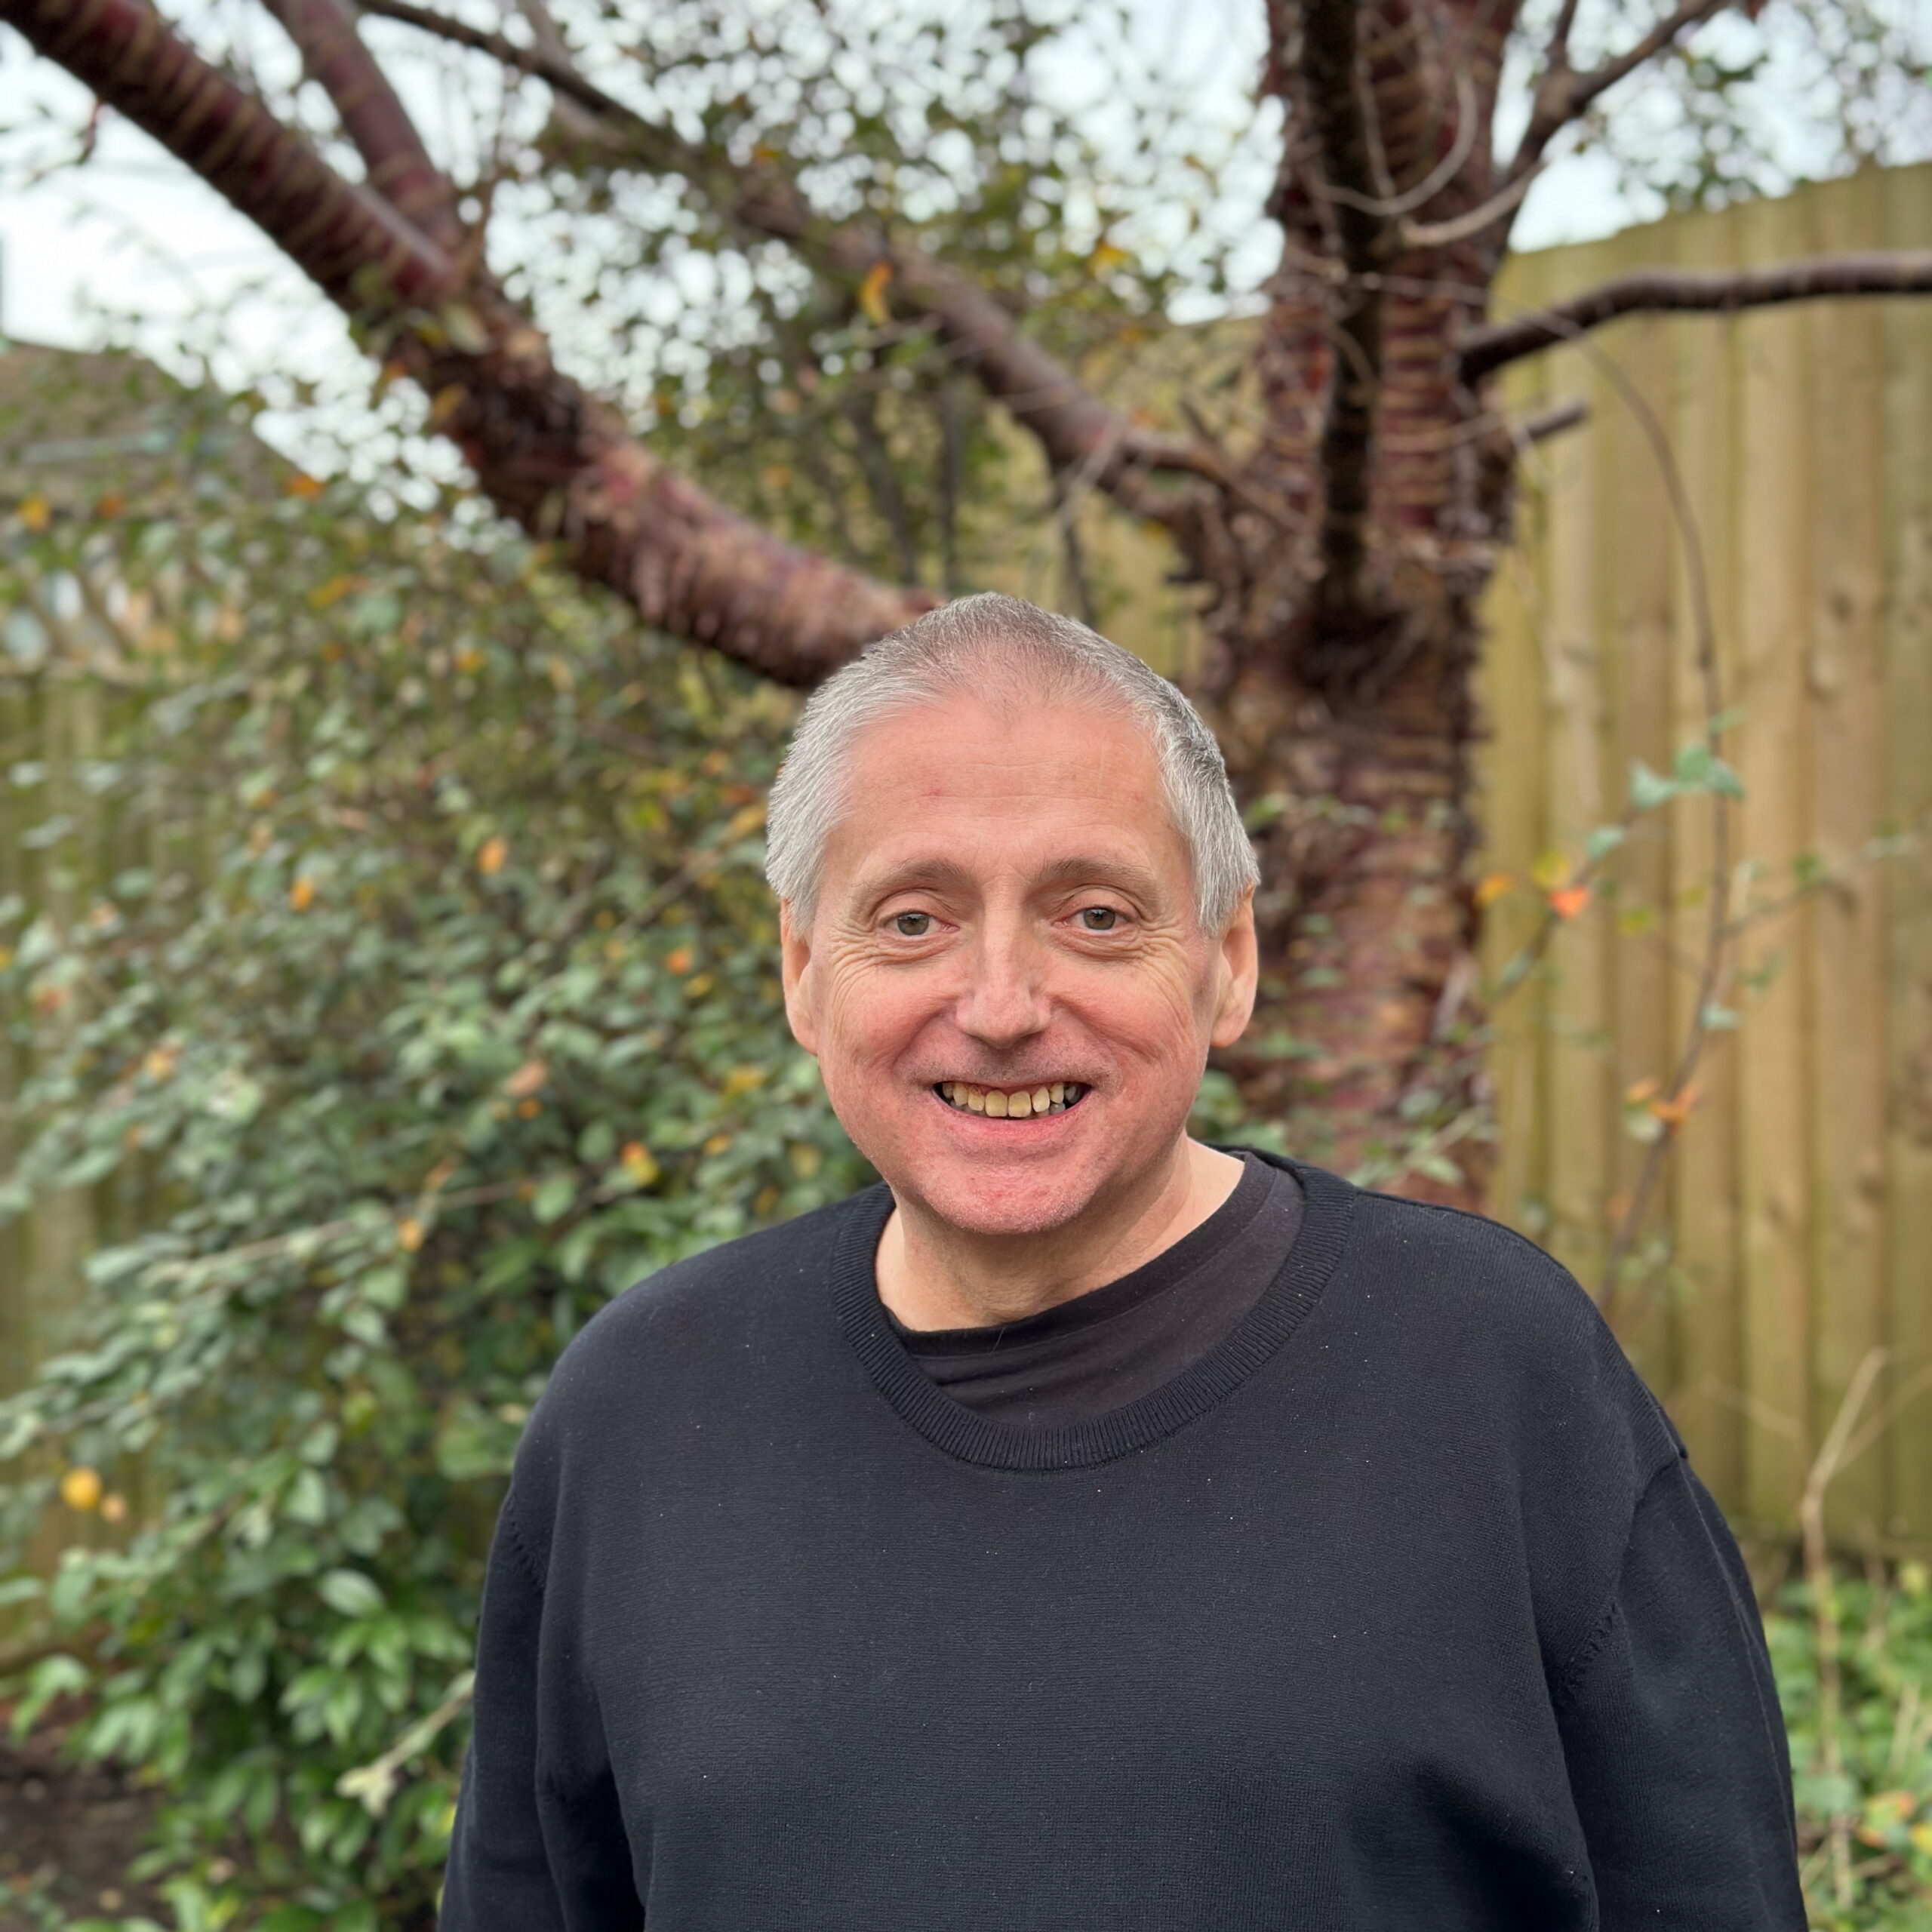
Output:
top-left (939, 1081), bottom-right (1084, 1116)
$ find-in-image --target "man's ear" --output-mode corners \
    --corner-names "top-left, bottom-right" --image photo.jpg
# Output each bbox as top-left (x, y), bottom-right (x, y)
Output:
top-left (1209, 887), bottom-right (1258, 1050)
top-left (779, 902), bottom-right (819, 1056)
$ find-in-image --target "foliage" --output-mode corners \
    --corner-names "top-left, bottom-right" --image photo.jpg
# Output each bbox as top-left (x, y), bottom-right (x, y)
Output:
top-left (0, 437), bottom-right (876, 1926)
top-left (1767, 1558), bottom-right (1932, 1929)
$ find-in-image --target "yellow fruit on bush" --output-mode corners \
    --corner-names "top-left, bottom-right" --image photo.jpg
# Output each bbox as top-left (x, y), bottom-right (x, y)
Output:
top-left (60, 1466), bottom-right (103, 1512)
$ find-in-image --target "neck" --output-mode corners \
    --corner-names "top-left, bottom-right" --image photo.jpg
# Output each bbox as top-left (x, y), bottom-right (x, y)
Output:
top-left (876, 1137), bottom-right (1245, 1331)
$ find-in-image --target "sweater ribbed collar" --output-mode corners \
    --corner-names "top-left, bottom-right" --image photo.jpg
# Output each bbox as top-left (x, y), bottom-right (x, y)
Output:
top-left (828, 1151), bottom-right (1356, 1472)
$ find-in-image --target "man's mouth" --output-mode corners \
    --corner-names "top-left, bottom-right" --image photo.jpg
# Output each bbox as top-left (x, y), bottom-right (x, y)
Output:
top-left (933, 1081), bottom-right (1088, 1119)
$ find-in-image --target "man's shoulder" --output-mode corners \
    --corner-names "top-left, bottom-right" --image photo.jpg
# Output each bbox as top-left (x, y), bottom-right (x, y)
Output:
top-left (1308, 1165), bottom-right (1681, 1474)
top-left (1329, 1172), bottom-right (1608, 1346)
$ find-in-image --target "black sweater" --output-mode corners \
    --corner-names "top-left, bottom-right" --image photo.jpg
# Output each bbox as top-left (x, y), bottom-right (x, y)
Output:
top-left (441, 1155), bottom-right (1805, 1930)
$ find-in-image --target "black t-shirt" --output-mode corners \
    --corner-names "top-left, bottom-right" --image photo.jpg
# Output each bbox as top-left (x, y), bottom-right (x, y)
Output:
top-left (891, 1153), bottom-right (1303, 1426)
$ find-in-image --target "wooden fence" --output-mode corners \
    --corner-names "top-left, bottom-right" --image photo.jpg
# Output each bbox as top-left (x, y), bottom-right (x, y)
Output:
top-left (3, 170), bottom-right (1930, 1551)
top-left (1478, 163), bottom-right (1932, 1550)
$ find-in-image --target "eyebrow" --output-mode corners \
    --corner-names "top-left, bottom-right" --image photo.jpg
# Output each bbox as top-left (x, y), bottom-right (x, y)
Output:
top-left (847, 853), bottom-right (1166, 911)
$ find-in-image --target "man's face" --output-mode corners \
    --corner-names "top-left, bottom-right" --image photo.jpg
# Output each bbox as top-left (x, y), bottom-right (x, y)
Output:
top-left (780, 689), bottom-right (1256, 1238)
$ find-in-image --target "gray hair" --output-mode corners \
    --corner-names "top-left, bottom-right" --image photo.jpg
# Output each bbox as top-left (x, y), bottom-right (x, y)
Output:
top-left (764, 592), bottom-right (1259, 932)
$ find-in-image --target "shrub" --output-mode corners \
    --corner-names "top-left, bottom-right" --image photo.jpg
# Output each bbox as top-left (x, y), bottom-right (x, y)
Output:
top-left (0, 466), bottom-right (869, 1927)
top-left (1767, 1558), bottom-right (1932, 1929)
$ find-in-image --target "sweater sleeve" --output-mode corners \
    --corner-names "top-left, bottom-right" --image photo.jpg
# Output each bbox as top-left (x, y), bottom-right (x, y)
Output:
top-left (1553, 1451), bottom-right (1807, 1930)
top-left (439, 1488), bottom-right (642, 1931)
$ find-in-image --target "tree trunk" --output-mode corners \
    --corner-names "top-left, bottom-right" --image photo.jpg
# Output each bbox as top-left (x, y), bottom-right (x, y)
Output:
top-left (1207, 32), bottom-right (1509, 1203)
top-left (1211, 605), bottom-right (1488, 1203)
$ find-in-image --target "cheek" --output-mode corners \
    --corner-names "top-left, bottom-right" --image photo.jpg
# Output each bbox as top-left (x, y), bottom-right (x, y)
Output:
top-left (1113, 953), bottom-right (1216, 1044)
top-left (817, 955), bottom-right (932, 1072)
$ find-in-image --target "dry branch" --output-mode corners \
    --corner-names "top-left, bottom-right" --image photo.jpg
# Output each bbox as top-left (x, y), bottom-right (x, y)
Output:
top-left (1511, 0), bottom-right (1732, 184)
top-left (1461, 251), bottom-right (1932, 378)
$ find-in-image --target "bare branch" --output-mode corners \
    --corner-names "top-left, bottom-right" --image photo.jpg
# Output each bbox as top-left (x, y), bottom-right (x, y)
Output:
top-left (262, 0), bottom-right (460, 247)
top-left (1461, 251), bottom-right (1932, 378)
top-left (1400, 161), bottom-right (1541, 253)
top-left (1511, 0), bottom-right (1731, 183)
top-left (353, 0), bottom-right (1223, 523)
top-left (0, 0), bottom-right (932, 684)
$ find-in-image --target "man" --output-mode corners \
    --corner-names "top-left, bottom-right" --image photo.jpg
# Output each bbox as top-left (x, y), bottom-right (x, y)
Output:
top-left (441, 594), bottom-right (1805, 1929)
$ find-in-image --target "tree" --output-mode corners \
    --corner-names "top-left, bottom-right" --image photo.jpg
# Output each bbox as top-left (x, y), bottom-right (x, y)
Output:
top-left (2, 0), bottom-right (1928, 1197)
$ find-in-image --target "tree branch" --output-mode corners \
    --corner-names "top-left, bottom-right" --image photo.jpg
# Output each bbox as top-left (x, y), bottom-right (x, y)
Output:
top-left (352, 0), bottom-right (1222, 525)
top-left (1460, 251), bottom-right (1932, 379)
top-left (262, 0), bottom-right (459, 248)
top-left (1, 0), bottom-right (932, 683)
top-left (1511, 0), bottom-right (1730, 183)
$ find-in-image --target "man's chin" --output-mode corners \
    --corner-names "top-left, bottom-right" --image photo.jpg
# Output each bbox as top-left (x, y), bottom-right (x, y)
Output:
top-left (887, 1139), bottom-right (1121, 1241)
top-left (909, 1183), bottom-right (1100, 1241)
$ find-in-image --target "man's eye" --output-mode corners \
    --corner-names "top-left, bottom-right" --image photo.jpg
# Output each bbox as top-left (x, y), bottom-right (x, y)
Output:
top-left (892, 912), bottom-right (934, 937)
top-left (1077, 907), bottom-right (1120, 932)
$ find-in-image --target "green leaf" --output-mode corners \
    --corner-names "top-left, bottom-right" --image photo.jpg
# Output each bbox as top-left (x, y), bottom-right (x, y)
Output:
top-left (284, 1468), bottom-right (330, 1524)
top-left (318, 1569), bottom-right (386, 1619)
top-left (531, 1173), bottom-right (577, 1226)
top-left (1629, 761), bottom-right (1677, 811)
top-left (14, 1653), bottom-right (91, 1736)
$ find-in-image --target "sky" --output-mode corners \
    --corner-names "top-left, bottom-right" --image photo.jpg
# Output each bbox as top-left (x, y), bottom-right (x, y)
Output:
top-left (0, 0), bottom-right (1646, 455)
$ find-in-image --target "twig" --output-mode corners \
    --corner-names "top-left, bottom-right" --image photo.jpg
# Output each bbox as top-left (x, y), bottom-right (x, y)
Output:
top-left (1798, 1349), bottom-right (1888, 1914)
top-left (1402, 162), bottom-right (1543, 253)
top-left (337, 1670), bottom-right (475, 1815)
top-left (1450, 302), bottom-right (1729, 1318)
top-left (1318, 67), bottom-right (1478, 219)
top-left (1509, 0), bottom-right (1730, 186)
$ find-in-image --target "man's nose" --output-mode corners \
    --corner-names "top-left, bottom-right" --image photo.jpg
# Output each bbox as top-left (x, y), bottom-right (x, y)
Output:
top-left (953, 925), bottom-right (1053, 1049)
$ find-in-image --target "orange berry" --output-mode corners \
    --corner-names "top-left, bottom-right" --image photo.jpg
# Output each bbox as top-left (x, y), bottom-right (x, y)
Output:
top-left (60, 1466), bottom-right (103, 1512)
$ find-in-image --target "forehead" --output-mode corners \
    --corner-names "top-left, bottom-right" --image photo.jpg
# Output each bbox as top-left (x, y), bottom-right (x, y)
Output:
top-left (823, 691), bottom-right (1188, 894)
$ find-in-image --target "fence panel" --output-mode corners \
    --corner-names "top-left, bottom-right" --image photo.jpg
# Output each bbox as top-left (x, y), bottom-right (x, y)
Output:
top-left (1481, 162), bottom-right (1932, 1547)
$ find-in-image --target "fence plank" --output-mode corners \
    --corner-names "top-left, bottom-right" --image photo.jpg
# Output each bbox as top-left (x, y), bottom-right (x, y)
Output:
top-left (1880, 166), bottom-right (1932, 1548)
top-left (1539, 287), bottom-right (1615, 1291)
top-left (1801, 173), bottom-right (1893, 1545)
top-left (1730, 190), bottom-right (1820, 1527)
top-left (1666, 195), bottom-right (1746, 1508)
